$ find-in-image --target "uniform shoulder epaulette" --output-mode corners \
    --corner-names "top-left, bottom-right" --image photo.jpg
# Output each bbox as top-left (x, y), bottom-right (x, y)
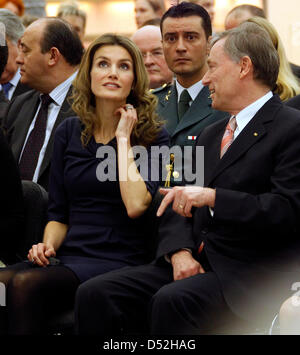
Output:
top-left (149, 82), bottom-right (172, 94)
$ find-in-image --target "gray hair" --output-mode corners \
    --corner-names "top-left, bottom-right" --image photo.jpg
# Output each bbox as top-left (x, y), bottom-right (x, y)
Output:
top-left (213, 22), bottom-right (279, 90)
top-left (0, 9), bottom-right (24, 44)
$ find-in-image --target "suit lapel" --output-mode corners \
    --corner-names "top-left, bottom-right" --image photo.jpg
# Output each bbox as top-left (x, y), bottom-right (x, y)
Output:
top-left (13, 82), bottom-right (31, 98)
top-left (207, 95), bottom-right (280, 185)
top-left (172, 86), bottom-right (213, 137)
top-left (201, 118), bottom-right (228, 185)
top-left (159, 86), bottom-right (179, 135)
top-left (11, 92), bottom-right (40, 159)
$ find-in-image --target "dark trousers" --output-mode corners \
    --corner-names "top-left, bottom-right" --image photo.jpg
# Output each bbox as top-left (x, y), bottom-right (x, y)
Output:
top-left (75, 261), bottom-right (242, 335)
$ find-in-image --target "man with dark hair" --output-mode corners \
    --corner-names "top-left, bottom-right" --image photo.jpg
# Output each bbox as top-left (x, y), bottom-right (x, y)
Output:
top-left (154, 1), bottom-right (228, 185)
top-left (224, 4), bottom-right (266, 30)
top-left (2, 17), bottom-right (84, 190)
top-left (75, 22), bottom-right (300, 335)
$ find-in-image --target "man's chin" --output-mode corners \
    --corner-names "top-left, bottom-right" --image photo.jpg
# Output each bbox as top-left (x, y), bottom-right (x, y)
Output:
top-left (20, 77), bottom-right (28, 85)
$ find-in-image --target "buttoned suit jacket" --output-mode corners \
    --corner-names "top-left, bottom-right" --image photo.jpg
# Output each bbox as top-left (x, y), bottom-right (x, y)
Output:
top-left (156, 95), bottom-right (300, 326)
top-left (2, 87), bottom-right (75, 191)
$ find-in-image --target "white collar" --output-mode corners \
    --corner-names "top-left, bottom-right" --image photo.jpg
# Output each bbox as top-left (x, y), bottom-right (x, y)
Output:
top-left (175, 79), bottom-right (204, 102)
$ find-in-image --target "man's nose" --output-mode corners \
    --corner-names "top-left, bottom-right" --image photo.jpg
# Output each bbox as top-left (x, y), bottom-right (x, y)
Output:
top-left (16, 51), bottom-right (23, 65)
top-left (176, 37), bottom-right (186, 52)
top-left (143, 52), bottom-right (155, 65)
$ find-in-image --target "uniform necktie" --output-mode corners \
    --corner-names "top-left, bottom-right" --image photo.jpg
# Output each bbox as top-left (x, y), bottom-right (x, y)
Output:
top-left (178, 89), bottom-right (191, 120)
top-left (220, 116), bottom-right (237, 158)
top-left (2, 82), bottom-right (12, 99)
top-left (19, 94), bottom-right (53, 180)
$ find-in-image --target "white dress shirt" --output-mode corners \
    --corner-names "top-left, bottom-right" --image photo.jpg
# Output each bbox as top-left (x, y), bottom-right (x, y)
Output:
top-left (233, 91), bottom-right (273, 140)
top-left (19, 71), bottom-right (77, 182)
top-left (175, 79), bottom-right (204, 105)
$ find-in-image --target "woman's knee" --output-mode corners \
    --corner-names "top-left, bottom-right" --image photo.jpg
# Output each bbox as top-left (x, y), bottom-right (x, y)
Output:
top-left (7, 270), bottom-right (41, 299)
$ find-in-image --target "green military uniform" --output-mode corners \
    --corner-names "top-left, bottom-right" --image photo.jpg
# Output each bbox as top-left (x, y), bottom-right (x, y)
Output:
top-left (152, 83), bottom-right (230, 186)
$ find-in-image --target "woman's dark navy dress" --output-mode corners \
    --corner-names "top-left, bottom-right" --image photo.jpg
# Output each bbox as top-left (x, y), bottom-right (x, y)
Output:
top-left (48, 117), bottom-right (169, 282)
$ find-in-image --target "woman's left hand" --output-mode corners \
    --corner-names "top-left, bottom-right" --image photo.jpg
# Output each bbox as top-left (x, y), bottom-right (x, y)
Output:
top-left (115, 104), bottom-right (137, 140)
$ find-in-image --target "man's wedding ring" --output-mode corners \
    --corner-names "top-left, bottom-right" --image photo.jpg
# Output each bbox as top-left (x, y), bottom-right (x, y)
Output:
top-left (126, 104), bottom-right (134, 110)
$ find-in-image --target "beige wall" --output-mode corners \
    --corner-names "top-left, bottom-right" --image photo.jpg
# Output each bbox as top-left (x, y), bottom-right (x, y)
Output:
top-left (46, 0), bottom-right (264, 39)
top-left (268, 0), bottom-right (300, 65)
top-left (45, 0), bottom-right (300, 64)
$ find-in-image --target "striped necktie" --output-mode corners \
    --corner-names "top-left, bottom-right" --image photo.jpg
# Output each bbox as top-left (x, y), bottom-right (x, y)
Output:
top-left (220, 116), bottom-right (237, 158)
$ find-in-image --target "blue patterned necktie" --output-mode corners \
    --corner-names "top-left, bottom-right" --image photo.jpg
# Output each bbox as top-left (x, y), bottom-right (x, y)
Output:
top-left (2, 82), bottom-right (13, 99)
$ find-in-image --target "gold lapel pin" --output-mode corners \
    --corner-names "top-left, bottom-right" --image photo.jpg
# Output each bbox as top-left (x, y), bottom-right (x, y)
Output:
top-left (165, 90), bottom-right (171, 101)
top-left (254, 132), bottom-right (258, 137)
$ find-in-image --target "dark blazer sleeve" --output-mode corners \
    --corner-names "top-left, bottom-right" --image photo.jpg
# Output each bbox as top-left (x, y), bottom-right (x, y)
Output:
top-left (47, 118), bottom-right (71, 224)
top-left (0, 130), bottom-right (24, 263)
top-left (155, 204), bottom-right (196, 261)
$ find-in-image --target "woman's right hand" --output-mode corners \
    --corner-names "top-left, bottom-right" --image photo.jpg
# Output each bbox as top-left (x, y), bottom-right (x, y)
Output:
top-left (27, 243), bottom-right (56, 267)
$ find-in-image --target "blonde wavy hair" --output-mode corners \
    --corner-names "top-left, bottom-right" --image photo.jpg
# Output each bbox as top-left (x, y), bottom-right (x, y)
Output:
top-left (71, 33), bottom-right (163, 147)
top-left (246, 17), bottom-right (300, 101)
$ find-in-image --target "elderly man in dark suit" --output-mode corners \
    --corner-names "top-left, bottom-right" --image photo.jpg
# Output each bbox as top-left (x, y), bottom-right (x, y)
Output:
top-left (0, 10), bottom-right (31, 101)
top-left (75, 21), bottom-right (300, 335)
top-left (2, 17), bottom-right (84, 191)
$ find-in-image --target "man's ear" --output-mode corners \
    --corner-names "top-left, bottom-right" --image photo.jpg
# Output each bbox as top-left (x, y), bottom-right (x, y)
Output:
top-left (48, 47), bottom-right (60, 66)
top-left (239, 56), bottom-right (252, 79)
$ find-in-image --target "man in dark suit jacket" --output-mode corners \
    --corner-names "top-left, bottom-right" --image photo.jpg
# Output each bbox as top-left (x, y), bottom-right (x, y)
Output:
top-left (153, 2), bottom-right (229, 186)
top-left (74, 22), bottom-right (300, 335)
top-left (0, 10), bottom-right (31, 101)
top-left (2, 17), bottom-right (83, 191)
